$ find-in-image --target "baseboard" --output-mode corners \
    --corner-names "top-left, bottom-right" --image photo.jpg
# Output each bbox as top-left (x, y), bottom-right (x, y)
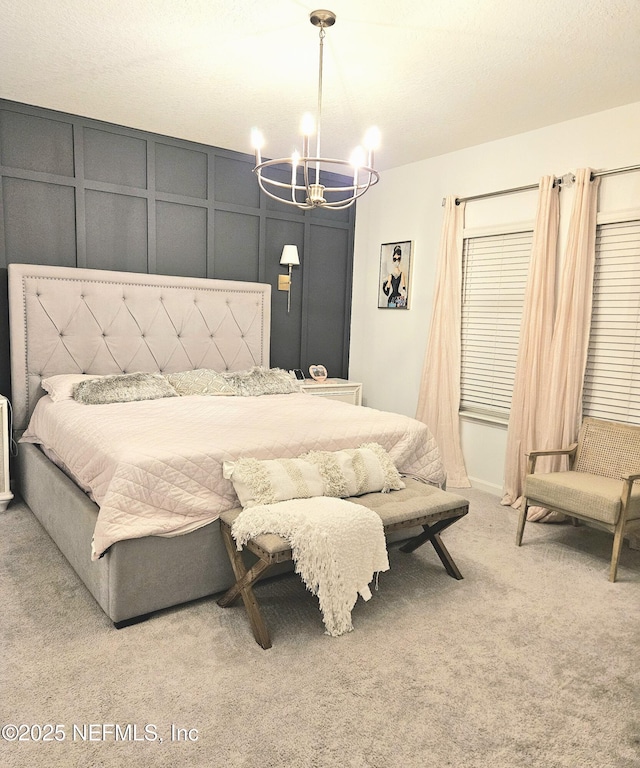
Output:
top-left (468, 477), bottom-right (502, 496)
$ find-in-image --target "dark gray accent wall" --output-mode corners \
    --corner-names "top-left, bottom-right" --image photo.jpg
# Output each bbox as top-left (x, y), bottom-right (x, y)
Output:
top-left (0, 100), bottom-right (355, 400)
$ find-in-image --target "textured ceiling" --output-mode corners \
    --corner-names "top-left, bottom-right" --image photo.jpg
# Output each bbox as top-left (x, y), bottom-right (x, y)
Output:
top-left (1, 0), bottom-right (639, 171)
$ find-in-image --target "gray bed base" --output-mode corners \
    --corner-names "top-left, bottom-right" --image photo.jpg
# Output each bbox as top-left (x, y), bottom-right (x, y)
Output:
top-left (9, 264), bottom-right (274, 627)
top-left (17, 442), bottom-right (239, 626)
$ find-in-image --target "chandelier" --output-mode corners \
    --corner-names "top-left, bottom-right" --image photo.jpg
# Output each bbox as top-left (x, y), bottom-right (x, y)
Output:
top-left (251, 10), bottom-right (380, 211)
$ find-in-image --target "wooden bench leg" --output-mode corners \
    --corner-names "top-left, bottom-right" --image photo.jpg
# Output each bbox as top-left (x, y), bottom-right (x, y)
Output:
top-left (399, 515), bottom-right (465, 580)
top-left (427, 530), bottom-right (463, 580)
top-left (217, 558), bottom-right (271, 608)
top-left (217, 523), bottom-right (273, 650)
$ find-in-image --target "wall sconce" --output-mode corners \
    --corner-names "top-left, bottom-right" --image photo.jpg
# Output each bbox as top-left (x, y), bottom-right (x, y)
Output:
top-left (279, 245), bottom-right (300, 313)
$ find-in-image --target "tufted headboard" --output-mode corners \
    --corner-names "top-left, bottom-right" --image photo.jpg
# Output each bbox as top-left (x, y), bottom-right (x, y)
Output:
top-left (8, 264), bottom-right (271, 431)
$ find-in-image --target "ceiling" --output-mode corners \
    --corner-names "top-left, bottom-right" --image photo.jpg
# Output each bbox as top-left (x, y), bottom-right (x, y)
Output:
top-left (2, 0), bottom-right (639, 171)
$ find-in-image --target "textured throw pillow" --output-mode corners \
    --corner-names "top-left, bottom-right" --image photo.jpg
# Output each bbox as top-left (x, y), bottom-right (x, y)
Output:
top-left (219, 366), bottom-right (300, 396)
top-left (164, 369), bottom-right (236, 396)
top-left (72, 372), bottom-right (178, 405)
top-left (301, 443), bottom-right (405, 497)
top-left (223, 457), bottom-right (325, 508)
top-left (41, 373), bottom-right (104, 402)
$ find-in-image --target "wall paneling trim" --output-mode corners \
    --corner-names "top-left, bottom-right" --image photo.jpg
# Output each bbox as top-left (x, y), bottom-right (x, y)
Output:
top-left (0, 101), bottom-right (356, 399)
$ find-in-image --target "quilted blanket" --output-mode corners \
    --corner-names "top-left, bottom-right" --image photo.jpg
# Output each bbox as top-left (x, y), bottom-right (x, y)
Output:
top-left (21, 392), bottom-right (445, 559)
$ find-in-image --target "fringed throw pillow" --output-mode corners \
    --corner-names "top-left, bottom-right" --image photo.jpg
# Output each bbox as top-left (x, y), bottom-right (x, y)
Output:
top-left (218, 366), bottom-right (300, 396)
top-left (73, 372), bottom-right (178, 405)
top-left (301, 443), bottom-right (405, 497)
top-left (224, 443), bottom-right (404, 508)
top-left (223, 457), bottom-right (325, 508)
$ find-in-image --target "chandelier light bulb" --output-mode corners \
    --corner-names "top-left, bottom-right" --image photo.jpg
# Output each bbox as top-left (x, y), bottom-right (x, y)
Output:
top-left (349, 146), bottom-right (366, 168)
top-left (364, 126), bottom-right (381, 151)
top-left (301, 113), bottom-right (315, 137)
top-left (251, 128), bottom-right (264, 150)
top-left (290, 149), bottom-right (300, 188)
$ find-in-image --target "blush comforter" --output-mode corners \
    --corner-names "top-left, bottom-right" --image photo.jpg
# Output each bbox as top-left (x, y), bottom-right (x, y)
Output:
top-left (21, 392), bottom-right (445, 560)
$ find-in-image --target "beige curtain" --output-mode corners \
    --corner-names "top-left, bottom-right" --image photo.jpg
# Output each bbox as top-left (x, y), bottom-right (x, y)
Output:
top-left (528, 168), bottom-right (600, 521)
top-left (416, 196), bottom-right (470, 488)
top-left (501, 176), bottom-right (559, 508)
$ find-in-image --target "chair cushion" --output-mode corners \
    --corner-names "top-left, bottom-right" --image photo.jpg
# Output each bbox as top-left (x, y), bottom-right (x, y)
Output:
top-left (525, 471), bottom-right (640, 525)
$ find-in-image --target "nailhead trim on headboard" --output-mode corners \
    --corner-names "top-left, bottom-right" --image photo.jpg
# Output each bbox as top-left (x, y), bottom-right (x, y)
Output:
top-left (8, 264), bottom-right (271, 430)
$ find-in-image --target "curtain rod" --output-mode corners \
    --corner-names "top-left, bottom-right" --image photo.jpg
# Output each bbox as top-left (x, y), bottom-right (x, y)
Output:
top-left (451, 181), bottom-right (544, 206)
top-left (443, 178), bottom-right (560, 207)
top-left (591, 163), bottom-right (640, 180)
top-left (442, 163), bottom-right (640, 206)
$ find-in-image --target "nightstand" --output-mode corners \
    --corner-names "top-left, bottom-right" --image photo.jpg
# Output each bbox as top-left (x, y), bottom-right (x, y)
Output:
top-left (0, 395), bottom-right (13, 511)
top-left (299, 378), bottom-right (362, 406)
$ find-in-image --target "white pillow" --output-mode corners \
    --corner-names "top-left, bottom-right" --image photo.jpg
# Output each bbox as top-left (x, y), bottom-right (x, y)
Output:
top-left (41, 374), bottom-right (104, 402)
top-left (223, 457), bottom-right (325, 508)
top-left (301, 443), bottom-right (405, 497)
top-left (164, 369), bottom-right (236, 396)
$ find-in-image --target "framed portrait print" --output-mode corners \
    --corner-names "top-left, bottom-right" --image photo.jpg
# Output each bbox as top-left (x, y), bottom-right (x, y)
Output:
top-left (378, 241), bottom-right (413, 309)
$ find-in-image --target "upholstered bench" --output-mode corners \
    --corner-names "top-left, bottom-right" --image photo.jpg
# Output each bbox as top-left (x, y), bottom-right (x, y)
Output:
top-left (217, 478), bottom-right (469, 648)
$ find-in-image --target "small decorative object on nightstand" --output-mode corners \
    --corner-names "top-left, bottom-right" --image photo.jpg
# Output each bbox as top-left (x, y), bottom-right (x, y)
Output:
top-left (300, 378), bottom-right (363, 406)
top-left (309, 364), bottom-right (328, 382)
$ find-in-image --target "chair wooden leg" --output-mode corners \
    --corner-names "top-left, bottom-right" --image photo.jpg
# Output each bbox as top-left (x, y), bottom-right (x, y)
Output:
top-left (217, 523), bottom-right (273, 649)
top-left (609, 523), bottom-right (626, 583)
top-left (516, 499), bottom-right (528, 546)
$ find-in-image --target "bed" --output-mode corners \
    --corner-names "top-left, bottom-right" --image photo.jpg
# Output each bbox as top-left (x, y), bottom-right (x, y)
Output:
top-left (8, 263), bottom-right (445, 626)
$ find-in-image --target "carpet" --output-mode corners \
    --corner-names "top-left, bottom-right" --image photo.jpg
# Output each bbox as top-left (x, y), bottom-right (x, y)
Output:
top-left (1, 487), bottom-right (638, 768)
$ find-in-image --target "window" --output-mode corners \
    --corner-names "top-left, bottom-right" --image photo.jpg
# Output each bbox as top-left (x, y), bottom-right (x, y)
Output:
top-left (582, 218), bottom-right (640, 425)
top-left (460, 228), bottom-right (533, 421)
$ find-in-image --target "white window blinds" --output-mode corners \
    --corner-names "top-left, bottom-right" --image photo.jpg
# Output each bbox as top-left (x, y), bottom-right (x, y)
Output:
top-left (460, 229), bottom-right (533, 420)
top-left (582, 218), bottom-right (640, 425)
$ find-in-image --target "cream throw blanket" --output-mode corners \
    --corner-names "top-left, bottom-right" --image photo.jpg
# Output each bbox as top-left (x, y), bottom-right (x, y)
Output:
top-left (231, 497), bottom-right (390, 637)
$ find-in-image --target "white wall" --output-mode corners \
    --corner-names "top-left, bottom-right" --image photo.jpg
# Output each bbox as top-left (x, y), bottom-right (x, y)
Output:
top-left (349, 101), bottom-right (640, 493)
